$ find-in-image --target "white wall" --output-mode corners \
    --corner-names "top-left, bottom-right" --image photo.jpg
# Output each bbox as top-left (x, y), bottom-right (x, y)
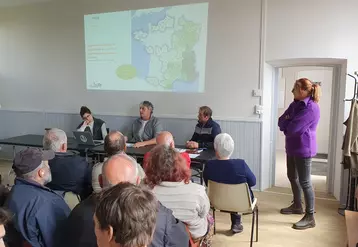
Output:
top-left (266, 0), bottom-right (358, 119)
top-left (0, 0), bottom-right (262, 120)
top-left (276, 67), bottom-right (333, 154)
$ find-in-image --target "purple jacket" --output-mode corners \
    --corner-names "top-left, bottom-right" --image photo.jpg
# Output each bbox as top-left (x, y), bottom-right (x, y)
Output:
top-left (278, 97), bottom-right (320, 158)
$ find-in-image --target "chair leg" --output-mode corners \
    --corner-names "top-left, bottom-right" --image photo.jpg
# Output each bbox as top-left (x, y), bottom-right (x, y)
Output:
top-left (213, 209), bottom-right (216, 235)
top-left (256, 206), bottom-right (258, 242)
top-left (250, 209), bottom-right (255, 247)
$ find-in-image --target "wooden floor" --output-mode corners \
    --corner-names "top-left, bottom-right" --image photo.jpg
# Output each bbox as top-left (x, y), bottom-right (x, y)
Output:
top-left (0, 160), bottom-right (347, 247)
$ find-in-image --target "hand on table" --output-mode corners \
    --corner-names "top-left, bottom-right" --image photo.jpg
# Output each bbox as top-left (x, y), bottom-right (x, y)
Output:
top-left (134, 142), bottom-right (146, 148)
top-left (186, 141), bottom-right (199, 149)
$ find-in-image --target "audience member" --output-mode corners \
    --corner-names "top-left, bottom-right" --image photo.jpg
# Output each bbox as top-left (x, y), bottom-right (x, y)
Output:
top-left (77, 106), bottom-right (107, 140)
top-left (61, 153), bottom-right (189, 247)
top-left (5, 148), bottom-right (70, 247)
top-left (186, 106), bottom-right (221, 149)
top-left (43, 128), bottom-right (92, 199)
top-left (144, 145), bottom-right (211, 242)
top-left (203, 133), bottom-right (256, 234)
top-left (127, 101), bottom-right (163, 148)
top-left (143, 131), bottom-right (191, 169)
top-left (92, 131), bottom-right (145, 193)
top-left (0, 208), bottom-right (11, 247)
top-left (94, 183), bottom-right (157, 247)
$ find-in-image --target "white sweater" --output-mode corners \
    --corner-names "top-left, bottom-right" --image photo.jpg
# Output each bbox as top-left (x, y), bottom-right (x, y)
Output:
top-left (152, 181), bottom-right (210, 239)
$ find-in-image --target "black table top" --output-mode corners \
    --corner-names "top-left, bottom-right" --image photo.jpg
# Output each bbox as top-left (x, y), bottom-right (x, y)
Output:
top-left (0, 134), bottom-right (216, 163)
top-left (0, 134), bottom-right (94, 151)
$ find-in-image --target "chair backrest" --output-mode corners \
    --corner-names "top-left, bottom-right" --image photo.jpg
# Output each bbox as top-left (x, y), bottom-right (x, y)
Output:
top-left (208, 181), bottom-right (252, 213)
top-left (345, 210), bottom-right (358, 247)
top-left (64, 191), bottom-right (80, 210)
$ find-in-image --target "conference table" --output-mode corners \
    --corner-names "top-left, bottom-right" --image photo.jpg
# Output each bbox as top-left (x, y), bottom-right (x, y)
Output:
top-left (0, 134), bottom-right (216, 184)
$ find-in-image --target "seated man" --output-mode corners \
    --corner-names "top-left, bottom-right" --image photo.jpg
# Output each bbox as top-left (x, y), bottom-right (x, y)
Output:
top-left (92, 131), bottom-right (145, 193)
top-left (143, 131), bottom-right (191, 169)
top-left (186, 106), bottom-right (221, 149)
top-left (127, 101), bottom-right (163, 148)
top-left (94, 183), bottom-right (157, 247)
top-left (60, 153), bottom-right (189, 247)
top-left (43, 128), bottom-right (92, 199)
top-left (77, 106), bottom-right (107, 140)
top-left (203, 133), bottom-right (256, 234)
top-left (5, 148), bottom-right (70, 247)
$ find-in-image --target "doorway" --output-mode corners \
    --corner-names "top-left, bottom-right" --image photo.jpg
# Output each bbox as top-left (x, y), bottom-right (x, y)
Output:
top-left (274, 66), bottom-right (333, 193)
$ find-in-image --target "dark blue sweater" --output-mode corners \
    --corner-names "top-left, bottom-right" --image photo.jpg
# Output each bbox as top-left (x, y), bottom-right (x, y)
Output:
top-left (5, 178), bottom-right (70, 247)
top-left (203, 159), bottom-right (256, 197)
top-left (190, 118), bottom-right (221, 149)
top-left (47, 152), bottom-right (92, 200)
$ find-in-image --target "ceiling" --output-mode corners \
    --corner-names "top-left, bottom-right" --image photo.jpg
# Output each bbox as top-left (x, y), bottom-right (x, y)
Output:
top-left (0, 0), bottom-right (52, 8)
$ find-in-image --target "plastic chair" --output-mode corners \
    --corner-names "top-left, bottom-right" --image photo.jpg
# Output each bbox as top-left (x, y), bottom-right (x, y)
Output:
top-left (207, 181), bottom-right (258, 247)
top-left (63, 191), bottom-right (81, 210)
top-left (345, 210), bottom-right (358, 247)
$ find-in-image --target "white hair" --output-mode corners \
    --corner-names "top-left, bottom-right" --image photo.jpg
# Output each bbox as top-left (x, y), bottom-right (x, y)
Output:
top-left (43, 128), bottom-right (67, 152)
top-left (214, 133), bottom-right (235, 159)
top-left (102, 153), bottom-right (139, 187)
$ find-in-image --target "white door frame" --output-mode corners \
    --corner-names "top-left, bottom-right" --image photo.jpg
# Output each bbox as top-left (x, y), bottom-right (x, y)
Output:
top-left (261, 58), bottom-right (347, 200)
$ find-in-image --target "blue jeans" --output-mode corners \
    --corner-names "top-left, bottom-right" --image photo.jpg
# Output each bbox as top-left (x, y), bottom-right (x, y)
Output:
top-left (286, 156), bottom-right (315, 214)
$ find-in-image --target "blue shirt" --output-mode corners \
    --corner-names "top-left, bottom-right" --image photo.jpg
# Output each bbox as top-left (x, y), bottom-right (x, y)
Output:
top-left (203, 159), bottom-right (256, 197)
top-left (5, 178), bottom-right (70, 247)
top-left (278, 97), bottom-right (320, 158)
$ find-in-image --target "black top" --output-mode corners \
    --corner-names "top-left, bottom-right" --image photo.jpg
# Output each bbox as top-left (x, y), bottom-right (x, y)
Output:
top-left (59, 194), bottom-right (190, 247)
top-left (77, 117), bottom-right (105, 140)
top-left (46, 152), bottom-right (93, 200)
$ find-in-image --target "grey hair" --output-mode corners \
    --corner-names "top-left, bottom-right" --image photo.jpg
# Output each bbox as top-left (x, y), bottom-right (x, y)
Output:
top-left (43, 128), bottom-right (67, 152)
top-left (102, 153), bottom-right (139, 187)
top-left (214, 133), bottom-right (235, 159)
top-left (140, 101), bottom-right (154, 113)
top-left (20, 162), bottom-right (45, 180)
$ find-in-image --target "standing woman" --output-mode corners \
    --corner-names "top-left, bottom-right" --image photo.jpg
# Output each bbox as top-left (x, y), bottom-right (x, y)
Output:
top-left (278, 78), bottom-right (321, 230)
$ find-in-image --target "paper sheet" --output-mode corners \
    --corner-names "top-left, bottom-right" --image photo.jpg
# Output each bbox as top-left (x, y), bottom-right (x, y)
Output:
top-left (126, 143), bottom-right (134, 147)
top-left (189, 154), bottom-right (200, 158)
top-left (175, 148), bottom-right (186, 153)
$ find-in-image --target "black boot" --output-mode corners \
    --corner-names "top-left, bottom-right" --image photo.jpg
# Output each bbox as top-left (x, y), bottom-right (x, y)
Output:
top-left (230, 213), bottom-right (243, 234)
top-left (292, 213), bottom-right (315, 230)
top-left (280, 202), bottom-right (303, 215)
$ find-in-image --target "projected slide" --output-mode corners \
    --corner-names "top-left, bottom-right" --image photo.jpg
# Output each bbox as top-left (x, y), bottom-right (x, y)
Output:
top-left (84, 3), bottom-right (208, 92)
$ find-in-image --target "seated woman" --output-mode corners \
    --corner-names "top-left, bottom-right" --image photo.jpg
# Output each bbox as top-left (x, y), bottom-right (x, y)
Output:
top-left (203, 133), bottom-right (256, 234)
top-left (144, 145), bottom-right (210, 241)
top-left (77, 106), bottom-right (107, 140)
top-left (127, 101), bottom-right (163, 148)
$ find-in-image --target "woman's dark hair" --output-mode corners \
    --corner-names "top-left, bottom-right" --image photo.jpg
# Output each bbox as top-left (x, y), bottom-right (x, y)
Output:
top-left (80, 106), bottom-right (91, 117)
top-left (144, 145), bottom-right (191, 188)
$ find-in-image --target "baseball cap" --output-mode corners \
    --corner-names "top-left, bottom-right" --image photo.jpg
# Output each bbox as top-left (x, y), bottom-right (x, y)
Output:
top-left (12, 148), bottom-right (55, 175)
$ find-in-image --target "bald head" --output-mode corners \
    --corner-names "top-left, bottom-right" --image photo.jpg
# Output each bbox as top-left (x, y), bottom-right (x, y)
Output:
top-left (101, 154), bottom-right (138, 188)
top-left (156, 131), bottom-right (174, 148)
top-left (104, 131), bottom-right (126, 156)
